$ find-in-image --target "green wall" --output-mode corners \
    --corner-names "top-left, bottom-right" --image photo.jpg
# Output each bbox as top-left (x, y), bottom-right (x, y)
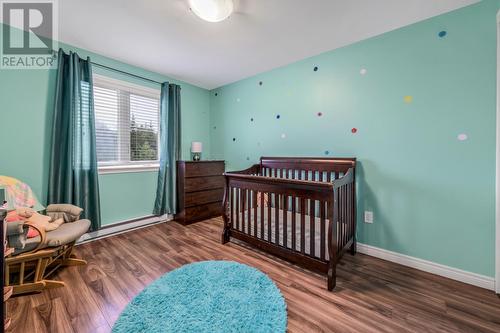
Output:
top-left (0, 25), bottom-right (211, 225)
top-left (209, 1), bottom-right (499, 277)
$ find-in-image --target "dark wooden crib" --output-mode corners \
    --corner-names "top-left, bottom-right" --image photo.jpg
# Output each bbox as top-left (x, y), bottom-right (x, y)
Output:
top-left (221, 157), bottom-right (356, 290)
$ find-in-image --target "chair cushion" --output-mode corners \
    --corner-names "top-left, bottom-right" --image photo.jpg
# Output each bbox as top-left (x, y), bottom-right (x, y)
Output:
top-left (6, 220), bottom-right (28, 249)
top-left (46, 204), bottom-right (83, 222)
top-left (15, 219), bottom-right (90, 254)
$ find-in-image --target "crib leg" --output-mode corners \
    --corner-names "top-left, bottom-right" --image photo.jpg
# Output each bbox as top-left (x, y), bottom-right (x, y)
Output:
top-left (327, 265), bottom-right (336, 291)
top-left (221, 227), bottom-right (231, 244)
top-left (350, 238), bottom-right (357, 255)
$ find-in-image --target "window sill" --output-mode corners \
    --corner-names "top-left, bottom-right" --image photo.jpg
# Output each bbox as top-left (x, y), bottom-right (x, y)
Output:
top-left (98, 164), bottom-right (160, 175)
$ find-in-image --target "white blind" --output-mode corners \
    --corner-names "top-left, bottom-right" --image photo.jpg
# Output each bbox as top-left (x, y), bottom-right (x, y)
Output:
top-left (93, 74), bottom-right (161, 167)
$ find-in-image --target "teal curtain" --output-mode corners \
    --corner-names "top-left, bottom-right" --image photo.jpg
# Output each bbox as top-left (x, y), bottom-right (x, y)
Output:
top-left (48, 49), bottom-right (101, 231)
top-left (154, 83), bottom-right (181, 215)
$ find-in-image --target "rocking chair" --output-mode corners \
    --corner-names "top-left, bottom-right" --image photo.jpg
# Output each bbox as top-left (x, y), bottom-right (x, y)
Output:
top-left (4, 204), bottom-right (90, 295)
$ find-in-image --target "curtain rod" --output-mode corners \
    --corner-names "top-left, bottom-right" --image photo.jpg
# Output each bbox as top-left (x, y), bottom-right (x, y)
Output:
top-left (91, 62), bottom-right (163, 85)
top-left (52, 49), bottom-right (165, 86)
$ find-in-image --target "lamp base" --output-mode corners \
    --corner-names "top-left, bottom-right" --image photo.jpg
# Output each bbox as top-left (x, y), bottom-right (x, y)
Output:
top-left (192, 153), bottom-right (201, 161)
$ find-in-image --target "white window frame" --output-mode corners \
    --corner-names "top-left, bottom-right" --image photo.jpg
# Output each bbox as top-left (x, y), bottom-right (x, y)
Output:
top-left (93, 74), bottom-right (161, 174)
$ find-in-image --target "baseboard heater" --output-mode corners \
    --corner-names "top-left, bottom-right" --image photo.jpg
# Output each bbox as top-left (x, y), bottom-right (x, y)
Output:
top-left (76, 214), bottom-right (172, 244)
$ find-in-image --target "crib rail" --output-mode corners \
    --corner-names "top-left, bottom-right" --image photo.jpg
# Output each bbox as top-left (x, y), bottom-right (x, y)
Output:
top-left (222, 175), bottom-right (334, 272)
top-left (260, 157), bottom-right (355, 182)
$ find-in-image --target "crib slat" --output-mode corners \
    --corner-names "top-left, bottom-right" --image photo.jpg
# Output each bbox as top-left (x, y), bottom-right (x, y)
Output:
top-left (339, 188), bottom-right (343, 252)
top-left (275, 194), bottom-right (280, 245)
top-left (260, 191), bottom-right (265, 239)
top-left (283, 195), bottom-right (288, 249)
top-left (343, 186), bottom-right (346, 249)
top-left (247, 190), bottom-right (251, 235)
top-left (344, 186), bottom-right (348, 246)
top-left (230, 187), bottom-right (234, 230)
top-left (292, 196), bottom-right (296, 251)
top-left (300, 197), bottom-right (305, 254)
top-left (267, 192), bottom-right (272, 242)
top-left (351, 183), bottom-right (355, 244)
top-left (242, 188), bottom-right (247, 233)
top-left (253, 190), bottom-right (258, 237)
top-left (236, 187), bottom-right (240, 231)
top-left (347, 184), bottom-right (351, 244)
top-left (342, 186), bottom-right (347, 248)
top-left (320, 200), bottom-right (326, 260)
top-left (310, 199), bottom-right (315, 257)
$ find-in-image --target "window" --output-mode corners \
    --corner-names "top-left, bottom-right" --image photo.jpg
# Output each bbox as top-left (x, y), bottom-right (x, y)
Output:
top-left (93, 74), bottom-right (161, 173)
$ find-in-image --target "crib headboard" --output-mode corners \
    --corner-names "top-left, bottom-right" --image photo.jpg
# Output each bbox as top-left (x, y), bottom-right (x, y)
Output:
top-left (259, 157), bottom-right (355, 181)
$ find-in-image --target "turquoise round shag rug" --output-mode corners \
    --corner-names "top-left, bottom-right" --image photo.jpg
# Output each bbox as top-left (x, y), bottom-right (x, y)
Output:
top-left (112, 261), bottom-right (287, 333)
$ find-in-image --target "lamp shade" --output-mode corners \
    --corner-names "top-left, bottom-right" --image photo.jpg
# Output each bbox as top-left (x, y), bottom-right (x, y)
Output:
top-left (191, 142), bottom-right (203, 153)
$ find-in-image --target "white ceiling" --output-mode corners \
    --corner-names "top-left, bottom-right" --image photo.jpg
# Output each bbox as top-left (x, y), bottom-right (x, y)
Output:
top-left (51, 0), bottom-right (479, 89)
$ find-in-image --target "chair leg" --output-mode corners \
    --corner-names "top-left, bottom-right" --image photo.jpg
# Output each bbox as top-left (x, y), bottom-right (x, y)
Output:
top-left (62, 258), bottom-right (87, 266)
top-left (44, 280), bottom-right (66, 290)
top-left (13, 281), bottom-right (46, 295)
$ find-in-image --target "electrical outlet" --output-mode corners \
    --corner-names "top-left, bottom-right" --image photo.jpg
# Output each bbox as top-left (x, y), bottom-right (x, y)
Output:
top-left (364, 211), bottom-right (374, 224)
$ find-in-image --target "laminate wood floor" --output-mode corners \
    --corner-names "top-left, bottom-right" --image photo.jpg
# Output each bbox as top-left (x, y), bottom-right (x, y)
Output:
top-left (6, 218), bottom-right (500, 333)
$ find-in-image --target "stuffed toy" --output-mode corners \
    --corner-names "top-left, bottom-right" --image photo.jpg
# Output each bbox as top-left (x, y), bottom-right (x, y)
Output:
top-left (6, 207), bottom-right (64, 238)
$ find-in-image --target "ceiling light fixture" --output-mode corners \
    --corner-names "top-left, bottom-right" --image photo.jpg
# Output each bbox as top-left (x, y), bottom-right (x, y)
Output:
top-left (189, 0), bottom-right (234, 23)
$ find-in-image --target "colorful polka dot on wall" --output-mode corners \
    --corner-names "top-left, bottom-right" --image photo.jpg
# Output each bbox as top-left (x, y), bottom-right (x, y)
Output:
top-left (246, 157), bottom-right (250, 161)
top-left (457, 133), bottom-right (468, 141)
top-left (276, 114), bottom-right (281, 119)
top-left (213, 126), bottom-right (217, 130)
top-left (250, 117), bottom-right (254, 122)
top-left (438, 31), bottom-right (447, 38)
top-left (281, 133), bottom-right (286, 139)
top-left (360, 68), bottom-right (367, 75)
top-left (214, 92), bottom-right (218, 96)
top-left (324, 150), bottom-right (330, 155)
top-left (317, 112), bottom-right (323, 117)
top-left (351, 128), bottom-right (358, 134)
top-left (259, 81), bottom-right (263, 86)
top-left (313, 66), bottom-right (318, 72)
top-left (404, 95), bottom-right (413, 104)
top-left (232, 138), bottom-right (236, 142)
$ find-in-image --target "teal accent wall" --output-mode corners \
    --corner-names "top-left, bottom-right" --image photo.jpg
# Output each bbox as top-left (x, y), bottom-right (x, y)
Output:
top-left (0, 25), bottom-right (211, 225)
top-left (209, 1), bottom-right (499, 277)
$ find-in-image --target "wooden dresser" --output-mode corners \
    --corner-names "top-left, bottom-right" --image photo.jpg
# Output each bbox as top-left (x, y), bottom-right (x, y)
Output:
top-left (175, 161), bottom-right (225, 225)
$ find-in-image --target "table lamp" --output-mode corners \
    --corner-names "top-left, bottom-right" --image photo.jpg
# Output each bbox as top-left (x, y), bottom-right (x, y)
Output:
top-left (191, 142), bottom-right (202, 161)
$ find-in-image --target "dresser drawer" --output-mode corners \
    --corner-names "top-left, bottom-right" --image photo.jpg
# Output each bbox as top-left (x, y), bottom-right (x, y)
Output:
top-left (185, 176), bottom-right (224, 192)
top-left (185, 188), bottom-right (224, 208)
top-left (185, 162), bottom-right (224, 177)
top-left (185, 202), bottom-right (222, 222)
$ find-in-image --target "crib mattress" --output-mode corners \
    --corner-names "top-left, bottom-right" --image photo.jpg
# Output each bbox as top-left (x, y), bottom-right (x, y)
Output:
top-left (235, 207), bottom-right (347, 260)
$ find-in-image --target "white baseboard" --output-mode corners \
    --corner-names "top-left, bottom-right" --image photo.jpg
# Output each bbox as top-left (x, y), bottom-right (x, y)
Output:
top-left (357, 243), bottom-right (495, 291)
top-left (77, 214), bottom-right (173, 244)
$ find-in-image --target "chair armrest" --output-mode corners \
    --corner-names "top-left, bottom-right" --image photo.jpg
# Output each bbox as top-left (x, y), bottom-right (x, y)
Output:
top-left (46, 204), bottom-right (83, 222)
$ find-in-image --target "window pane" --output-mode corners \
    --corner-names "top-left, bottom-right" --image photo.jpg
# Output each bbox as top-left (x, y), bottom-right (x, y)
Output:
top-left (130, 93), bottom-right (159, 161)
top-left (94, 85), bottom-right (119, 162)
